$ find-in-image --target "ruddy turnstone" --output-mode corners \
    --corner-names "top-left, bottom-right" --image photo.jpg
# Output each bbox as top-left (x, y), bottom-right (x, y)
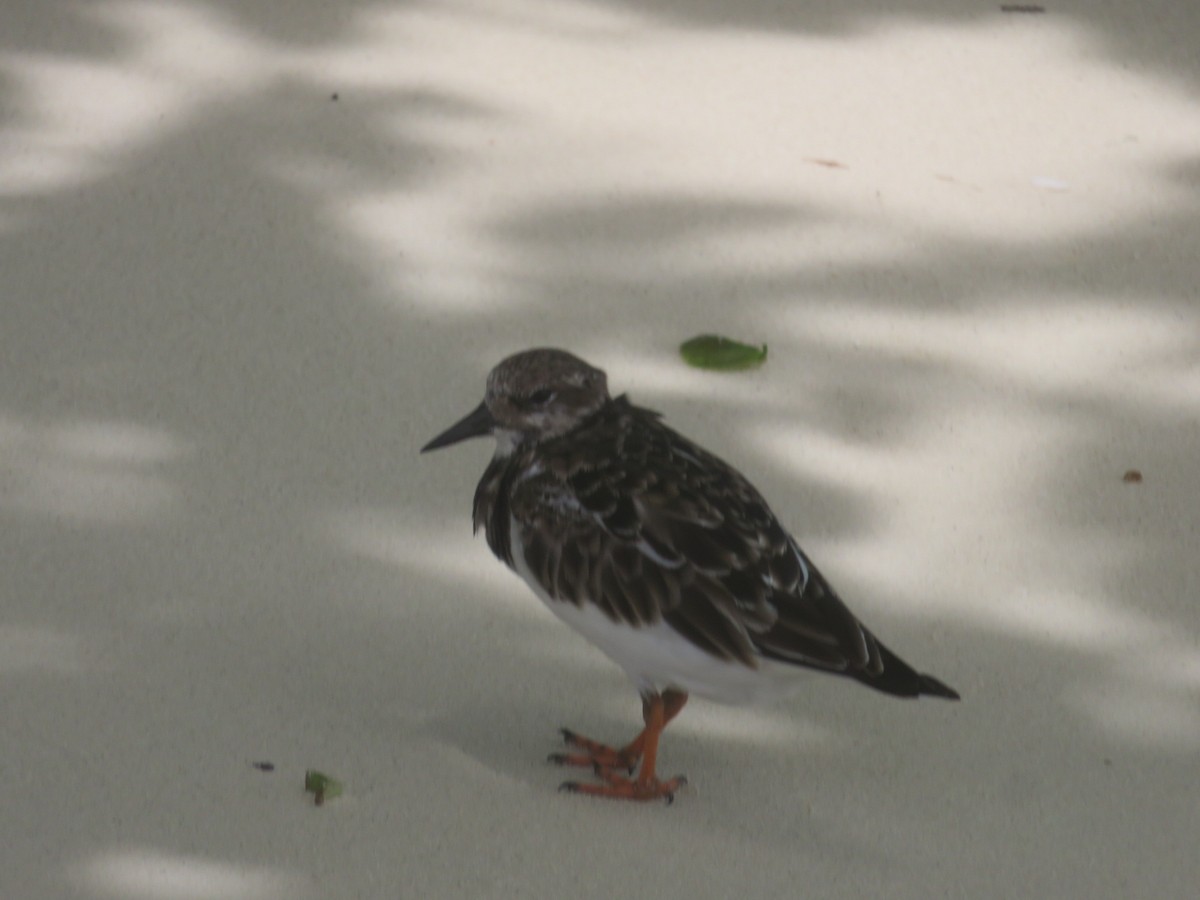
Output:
top-left (422, 348), bottom-right (959, 802)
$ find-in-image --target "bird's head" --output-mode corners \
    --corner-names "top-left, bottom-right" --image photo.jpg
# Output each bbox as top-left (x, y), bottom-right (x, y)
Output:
top-left (421, 348), bottom-right (610, 455)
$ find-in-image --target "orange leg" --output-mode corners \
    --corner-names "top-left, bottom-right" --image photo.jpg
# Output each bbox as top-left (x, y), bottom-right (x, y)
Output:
top-left (554, 689), bottom-right (688, 803)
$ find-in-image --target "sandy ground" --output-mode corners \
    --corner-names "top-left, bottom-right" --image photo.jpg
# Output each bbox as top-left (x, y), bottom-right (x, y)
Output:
top-left (3, 1), bottom-right (1199, 897)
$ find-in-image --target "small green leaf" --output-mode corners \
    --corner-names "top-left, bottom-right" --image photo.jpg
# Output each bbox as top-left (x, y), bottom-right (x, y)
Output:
top-left (679, 335), bottom-right (767, 371)
top-left (304, 770), bottom-right (343, 806)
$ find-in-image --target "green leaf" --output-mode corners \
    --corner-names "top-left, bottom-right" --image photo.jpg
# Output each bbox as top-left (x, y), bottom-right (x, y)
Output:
top-left (304, 769), bottom-right (343, 806)
top-left (679, 335), bottom-right (767, 371)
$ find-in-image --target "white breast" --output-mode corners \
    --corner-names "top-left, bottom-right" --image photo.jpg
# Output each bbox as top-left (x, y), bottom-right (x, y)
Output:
top-left (507, 519), bottom-right (800, 704)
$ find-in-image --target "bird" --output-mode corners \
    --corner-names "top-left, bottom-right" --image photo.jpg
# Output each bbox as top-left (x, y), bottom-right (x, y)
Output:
top-left (421, 348), bottom-right (958, 802)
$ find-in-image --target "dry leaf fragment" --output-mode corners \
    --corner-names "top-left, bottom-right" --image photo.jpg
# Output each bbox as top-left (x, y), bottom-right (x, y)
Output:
top-left (804, 158), bottom-right (847, 169)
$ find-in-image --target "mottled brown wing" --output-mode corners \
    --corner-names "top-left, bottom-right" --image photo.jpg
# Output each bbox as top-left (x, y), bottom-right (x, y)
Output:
top-left (509, 397), bottom-right (881, 675)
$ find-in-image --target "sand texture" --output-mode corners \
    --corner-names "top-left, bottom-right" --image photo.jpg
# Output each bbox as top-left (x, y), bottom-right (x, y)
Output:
top-left (2, 1), bottom-right (1198, 897)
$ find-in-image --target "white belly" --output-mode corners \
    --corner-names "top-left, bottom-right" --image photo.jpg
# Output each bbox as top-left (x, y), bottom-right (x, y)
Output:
top-left (508, 523), bottom-right (798, 703)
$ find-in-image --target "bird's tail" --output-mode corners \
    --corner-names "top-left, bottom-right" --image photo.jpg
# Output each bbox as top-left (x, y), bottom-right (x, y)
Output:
top-left (915, 672), bottom-right (960, 700)
top-left (856, 638), bottom-right (961, 700)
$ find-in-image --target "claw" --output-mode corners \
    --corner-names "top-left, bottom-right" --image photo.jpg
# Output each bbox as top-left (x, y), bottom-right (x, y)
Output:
top-left (551, 690), bottom-right (689, 803)
top-left (664, 775), bottom-right (688, 805)
top-left (552, 726), bottom-right (641, 771)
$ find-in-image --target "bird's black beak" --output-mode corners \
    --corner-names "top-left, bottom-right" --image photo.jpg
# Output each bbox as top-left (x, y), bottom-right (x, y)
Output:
top-left (421, 401), bottom-right (495, 453)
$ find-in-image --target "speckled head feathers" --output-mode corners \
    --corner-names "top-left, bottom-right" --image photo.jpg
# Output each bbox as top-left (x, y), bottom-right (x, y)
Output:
top-left (484, 348), bottom-right (610, 445)
top-left (486, 348), bottom-right (604, 397)
top-left (421, 349), bottom-right (611, 453)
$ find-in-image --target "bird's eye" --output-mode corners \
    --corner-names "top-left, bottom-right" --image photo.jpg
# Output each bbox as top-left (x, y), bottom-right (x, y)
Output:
top-left (527, 389), bottom-right (555, 406)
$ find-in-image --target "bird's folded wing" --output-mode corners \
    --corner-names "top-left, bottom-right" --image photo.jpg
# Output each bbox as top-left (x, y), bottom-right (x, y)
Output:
top-left (510, 422), bottom-right (879, 676)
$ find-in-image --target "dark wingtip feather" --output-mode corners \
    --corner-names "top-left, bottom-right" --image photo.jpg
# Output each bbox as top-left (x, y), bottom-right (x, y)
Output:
top-left (917, 673), bottom-right (961, 701)
top-left (853, 638), bottom-right (960, 700)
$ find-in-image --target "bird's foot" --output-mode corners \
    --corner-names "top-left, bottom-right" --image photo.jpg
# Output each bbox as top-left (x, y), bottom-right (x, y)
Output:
top-left (559, 771), bottom-right (687, 804)
top-left (547, 727), bottom-right (640, 774)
